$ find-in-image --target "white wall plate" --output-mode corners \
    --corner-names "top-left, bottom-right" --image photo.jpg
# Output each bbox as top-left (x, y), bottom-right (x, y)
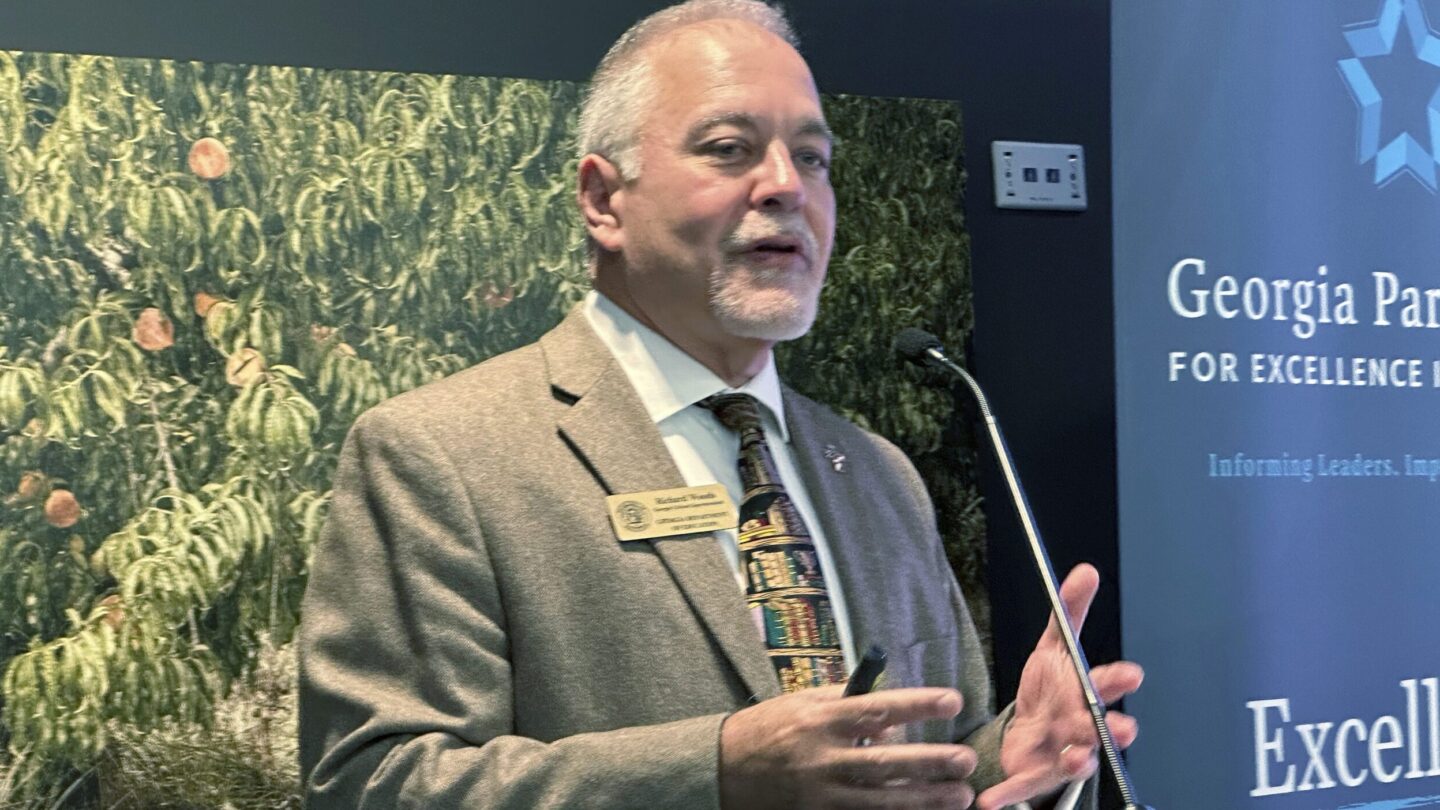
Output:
top-left (992, 141), bottom-right (1087, 211)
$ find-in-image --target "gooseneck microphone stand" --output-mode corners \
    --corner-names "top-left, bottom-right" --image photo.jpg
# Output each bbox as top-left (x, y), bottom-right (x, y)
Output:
top-left (895, 328), bottom-right (1154, 810)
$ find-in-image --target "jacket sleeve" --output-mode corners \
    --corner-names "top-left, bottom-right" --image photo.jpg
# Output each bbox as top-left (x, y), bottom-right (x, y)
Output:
top-left (298, 406), bottom-right (726, 809)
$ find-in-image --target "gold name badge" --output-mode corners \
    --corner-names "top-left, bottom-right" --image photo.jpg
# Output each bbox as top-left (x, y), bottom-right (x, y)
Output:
top-left (605, 484), bottom-right (738, 542)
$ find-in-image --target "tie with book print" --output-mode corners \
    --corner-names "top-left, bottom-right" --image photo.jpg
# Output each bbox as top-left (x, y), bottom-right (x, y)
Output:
top-left (700, 393), bottom-right (847, 693)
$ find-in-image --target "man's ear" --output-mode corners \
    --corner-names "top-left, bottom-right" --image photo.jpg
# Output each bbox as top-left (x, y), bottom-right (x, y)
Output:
top-left (577, 154), bottom-right (627, 253)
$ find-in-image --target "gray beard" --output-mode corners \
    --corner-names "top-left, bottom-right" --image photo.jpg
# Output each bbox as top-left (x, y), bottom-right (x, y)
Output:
top-left (707, 269), bottom-right (820, 341)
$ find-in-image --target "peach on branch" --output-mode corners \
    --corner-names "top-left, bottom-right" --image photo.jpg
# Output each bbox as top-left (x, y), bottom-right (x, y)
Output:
top-left (133, 307), bottom-right (175, 351)
top-left (44, 488), bottom-right (81, 528)
top-left (188, 137), bottom-right (231, 180)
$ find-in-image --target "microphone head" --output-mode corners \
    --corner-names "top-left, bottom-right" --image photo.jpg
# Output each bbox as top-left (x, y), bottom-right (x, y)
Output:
top-left (893, 327), bottom-right (944, 365)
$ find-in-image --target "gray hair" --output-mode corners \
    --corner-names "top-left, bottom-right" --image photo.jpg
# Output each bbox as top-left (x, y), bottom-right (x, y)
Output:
top-left (577, 0), bottom-right (798, 180)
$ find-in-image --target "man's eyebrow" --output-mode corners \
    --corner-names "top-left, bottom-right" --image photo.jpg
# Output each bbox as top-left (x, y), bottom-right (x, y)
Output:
top-left (796, 118), bottom-right (836, 147)
top-left (686, 112), bottom-right (760, 143)
top-left (685, 112), bottom-right (835, 146)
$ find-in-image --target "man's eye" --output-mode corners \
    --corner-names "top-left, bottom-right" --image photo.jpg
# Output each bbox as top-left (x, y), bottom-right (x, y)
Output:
top-left (704, 140), bottom-right (748, 159)
top-left (796, 150), bottom-right (831, 170)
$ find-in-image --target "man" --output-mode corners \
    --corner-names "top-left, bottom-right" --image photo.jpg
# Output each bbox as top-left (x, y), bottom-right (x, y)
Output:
top-left (299, 2), bottom-right (1144, 808)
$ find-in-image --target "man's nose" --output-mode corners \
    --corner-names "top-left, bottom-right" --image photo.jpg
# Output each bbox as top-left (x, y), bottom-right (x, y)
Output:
top-left (752, 142), bottom-right (805, 211)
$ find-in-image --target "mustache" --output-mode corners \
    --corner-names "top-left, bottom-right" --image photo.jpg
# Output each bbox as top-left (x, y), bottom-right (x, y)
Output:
top-left (721, 215), bottom-right (819, 259)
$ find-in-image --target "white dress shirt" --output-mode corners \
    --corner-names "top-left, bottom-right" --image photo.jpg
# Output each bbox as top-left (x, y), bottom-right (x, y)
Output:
top-left (584, 290), bottom-right (859, 671)
top-left (582, 290), bottom-right (1082, 810)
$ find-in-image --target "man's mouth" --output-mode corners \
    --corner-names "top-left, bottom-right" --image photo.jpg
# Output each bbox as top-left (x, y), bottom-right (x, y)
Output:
top-left (745, 237), bottom-right (803, 257)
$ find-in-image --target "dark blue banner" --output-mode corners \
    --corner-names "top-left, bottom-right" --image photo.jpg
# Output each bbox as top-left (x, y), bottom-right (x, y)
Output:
top-left (1115, 2), bottom-right (1440, 807)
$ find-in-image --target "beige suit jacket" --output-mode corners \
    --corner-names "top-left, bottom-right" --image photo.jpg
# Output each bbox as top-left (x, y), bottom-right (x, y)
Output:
top-left (299, 308), bottom-right (1025, 808)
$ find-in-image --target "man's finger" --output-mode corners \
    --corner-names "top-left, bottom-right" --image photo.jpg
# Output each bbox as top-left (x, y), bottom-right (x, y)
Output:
top-left (1060, 742), bottom-right (1099, 779)
top-left (1106, 710), bottom-right (1139, 749)
top-left (975, 737), bottom-right (1105, 809)
top-left (828, 743), bottom-right (977, 786)
top-left (1091, 660), bottom-right (1145, 704)
top-left (1054, 563), bottom-right (1100, 635)
top-left (974, 767), bottom-right (1070, 810)
top-left (825, 687), bottom-right (964, 738)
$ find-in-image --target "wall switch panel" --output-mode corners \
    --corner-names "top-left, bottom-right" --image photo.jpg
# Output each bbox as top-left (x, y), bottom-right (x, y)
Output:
top-left (991, 141), bottom-right (1087, 211)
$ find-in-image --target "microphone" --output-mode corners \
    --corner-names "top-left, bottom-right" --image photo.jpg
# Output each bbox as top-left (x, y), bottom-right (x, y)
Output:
top-left (893, 327), bottom-right (944, 363)
top-left (894, 328), bottom-right (1153, 810)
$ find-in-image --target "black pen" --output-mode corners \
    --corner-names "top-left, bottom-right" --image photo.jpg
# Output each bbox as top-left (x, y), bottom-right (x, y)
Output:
top-left (843, 644), bottom-right (887, 697)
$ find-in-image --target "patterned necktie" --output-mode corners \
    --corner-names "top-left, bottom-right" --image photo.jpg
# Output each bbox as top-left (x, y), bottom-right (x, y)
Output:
top-left (700, 393), bottom-right (847, 693)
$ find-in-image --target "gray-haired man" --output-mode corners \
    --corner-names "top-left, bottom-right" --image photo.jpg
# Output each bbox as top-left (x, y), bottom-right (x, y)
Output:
top-left (300, 2), bottom-right (1143, 807)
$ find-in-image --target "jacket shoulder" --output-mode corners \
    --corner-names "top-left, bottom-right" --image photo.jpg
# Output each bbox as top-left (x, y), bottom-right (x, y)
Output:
top-left (782, 386), bottom-right (933, 514)
top-left (353, 340), bottom-right (552, 440)
top-left (782, 387), bottom-right (909, 461)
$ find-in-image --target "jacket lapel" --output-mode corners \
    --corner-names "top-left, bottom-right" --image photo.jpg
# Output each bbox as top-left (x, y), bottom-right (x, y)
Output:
top-left (782, 390), bottom-right (888, 659)
top-left (540, 310), bottom-right (780, 702)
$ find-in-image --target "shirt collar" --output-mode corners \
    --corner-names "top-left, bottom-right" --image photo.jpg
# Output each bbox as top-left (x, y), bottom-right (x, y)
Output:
top-left (582, 290), bottom-right (790, 443)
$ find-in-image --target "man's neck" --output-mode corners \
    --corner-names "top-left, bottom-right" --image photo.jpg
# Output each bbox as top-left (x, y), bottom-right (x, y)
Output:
top-left (593, 279), bottom-right (771, 388)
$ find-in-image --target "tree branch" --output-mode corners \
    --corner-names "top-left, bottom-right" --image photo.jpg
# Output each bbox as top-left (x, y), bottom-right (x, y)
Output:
top-left (147, 393), bottom-right (181, 493)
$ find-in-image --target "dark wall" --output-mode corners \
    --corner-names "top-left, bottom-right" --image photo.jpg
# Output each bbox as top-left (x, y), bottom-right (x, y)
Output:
top-left (0, 0), bottom-right (1118, 713)
top-left (944, 2), bottom-right (1120, 709)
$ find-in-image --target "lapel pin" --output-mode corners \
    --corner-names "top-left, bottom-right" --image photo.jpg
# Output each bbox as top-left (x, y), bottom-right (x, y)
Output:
top-left (823, 444), bottom-right (847, 473)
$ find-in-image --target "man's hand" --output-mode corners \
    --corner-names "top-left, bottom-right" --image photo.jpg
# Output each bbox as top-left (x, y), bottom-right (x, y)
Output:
top-left (975, 564), bottom-right (1145, 810)
top-left (720, 685), bottom-right (978, 810)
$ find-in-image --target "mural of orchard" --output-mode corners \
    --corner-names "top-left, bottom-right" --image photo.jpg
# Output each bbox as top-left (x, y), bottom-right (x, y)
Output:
top-left (0, 50), bottom-right (977, 807)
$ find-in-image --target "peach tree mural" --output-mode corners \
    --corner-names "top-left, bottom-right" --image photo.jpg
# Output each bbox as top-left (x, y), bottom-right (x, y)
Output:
top-left (0, 50), bottom-right (975, 807)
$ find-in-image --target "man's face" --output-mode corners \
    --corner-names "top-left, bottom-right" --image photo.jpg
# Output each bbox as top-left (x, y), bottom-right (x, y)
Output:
top-left (607, 20), bottom-right (836, 347)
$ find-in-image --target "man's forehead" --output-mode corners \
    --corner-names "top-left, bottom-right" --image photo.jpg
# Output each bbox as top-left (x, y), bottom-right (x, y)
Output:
top-left (642, 20), bottom-right (824, 133)
top-left (645, 17), bottom-right (815, 89)
top-left (652, 16), bottom-right (793, 57)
